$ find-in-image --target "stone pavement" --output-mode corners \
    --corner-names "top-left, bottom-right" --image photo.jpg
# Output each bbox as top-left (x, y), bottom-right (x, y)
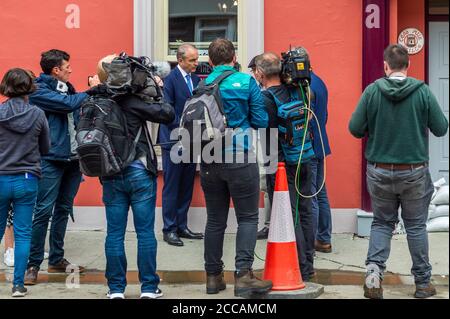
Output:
top-left (0, 232), bottom-right (448, 299)
top-left (0, 283), bottom-right (448, 299)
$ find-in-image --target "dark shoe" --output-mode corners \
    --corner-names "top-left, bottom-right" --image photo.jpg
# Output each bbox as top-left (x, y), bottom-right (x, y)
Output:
top-left (178, 228), bottom-right (204, 240)
top-left (24, 266), bottom-right (39, 286)
top-left (234, 270), bottom-right (273, 298)
top-left (363, 284), bottom-right (383, 299)
top-left (163, 232), bottom-right (184, 247)
top-left (315, 240), bottom-right (332, 253)
top-left (303, 271), bottom-right (316, 282)
top-left (206, 272), bottom-right (226, 294)
top-left (12, 286), bottom-right (28, 298)
top-left (414, 283), bottom-right (437, 299)
top-left (48, 258), bottom-right (85, 274)
top-left (257, 227), bottom-right (269, 240)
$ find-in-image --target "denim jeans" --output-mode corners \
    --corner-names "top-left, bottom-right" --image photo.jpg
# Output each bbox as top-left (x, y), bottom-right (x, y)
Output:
top-left (28, 160), bottom-right (82, 269)
top-left (200, 163), bottom-right (260, 275)
top-left (310, 157), bottom-right (332, 244)
top-left (365, 163), bottom-right (434, 286)
top-left (101, 166), bottom-right (160, 294)
top-left (0, 174), bottom-right (38, 286)
top-left (286, 163), bottom-right (315, 280)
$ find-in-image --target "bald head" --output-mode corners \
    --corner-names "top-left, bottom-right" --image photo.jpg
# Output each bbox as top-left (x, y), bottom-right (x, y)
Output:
top-left (255, 52), bottom-right (282, 78)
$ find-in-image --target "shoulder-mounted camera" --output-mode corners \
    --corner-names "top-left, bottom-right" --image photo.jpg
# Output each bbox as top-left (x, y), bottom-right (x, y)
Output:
top-left (281, 47), bottom-right (311, 87)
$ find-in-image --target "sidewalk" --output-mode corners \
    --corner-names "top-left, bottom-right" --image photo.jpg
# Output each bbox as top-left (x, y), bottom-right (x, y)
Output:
top-left (1, 232), bottom-right (448, 285)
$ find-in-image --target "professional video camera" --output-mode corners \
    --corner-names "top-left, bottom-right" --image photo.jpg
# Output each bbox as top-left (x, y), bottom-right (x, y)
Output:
top-left (281, 47), bottom-right (311, 87)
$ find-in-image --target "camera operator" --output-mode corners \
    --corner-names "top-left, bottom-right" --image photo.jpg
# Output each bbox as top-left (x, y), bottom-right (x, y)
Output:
top-left (254, 51), bottom-right (315, 281)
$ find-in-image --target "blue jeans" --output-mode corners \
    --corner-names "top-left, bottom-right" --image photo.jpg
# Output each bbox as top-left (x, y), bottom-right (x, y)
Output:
top-left (0, 174), bottom-right (38, 286)
top-left (365, 163), bottom-right (434, 286)
top-left (101, 167), bottom-right (160, 294)
top-left (28, 160), bottom-right (82, 269)
top-left (310, 157), bottom-right (332, 244)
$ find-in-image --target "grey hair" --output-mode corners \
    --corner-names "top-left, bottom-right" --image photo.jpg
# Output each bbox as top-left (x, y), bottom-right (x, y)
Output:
top-left (177, 43), bottom-right (198, 61)
top-left (255, 52), bottom-right (282, 78)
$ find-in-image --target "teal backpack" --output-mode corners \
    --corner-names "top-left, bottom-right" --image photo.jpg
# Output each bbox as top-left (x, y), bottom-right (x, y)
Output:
top-left (267, 87), bottom-right (315, 165)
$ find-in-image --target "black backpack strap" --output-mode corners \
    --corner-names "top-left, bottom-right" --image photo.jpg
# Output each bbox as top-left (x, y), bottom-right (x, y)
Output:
top-left (124, 126), bottom-right (143, 164)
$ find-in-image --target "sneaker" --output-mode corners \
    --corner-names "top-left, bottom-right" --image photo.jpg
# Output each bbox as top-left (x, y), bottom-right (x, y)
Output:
top-left (234, 270), bottom-right (273, 298)
top-left (48, 258), bottom-right (85, 274)
top-left (363, 264), bottom-right (383, 299)
top-left (106, 291), bottom-right (125, 299)
top-left (12, 286), bottom-right (27, 298)
top-left (24, 266), bottom-right (39, 286)
top-left (257, 227), bottom-right (269, 240)
top-left (414, 283), bottom-right (437, 299)
top-left (3, 248), bottom-right (14, 267)
top-left (140, 289), bottom-right (163, 299)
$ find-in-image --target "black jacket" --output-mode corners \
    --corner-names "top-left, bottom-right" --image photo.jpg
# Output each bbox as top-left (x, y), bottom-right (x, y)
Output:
top-left (0, 97), bottom-right (50, 177)
top-left (115, 94), bottom-right (175, 175)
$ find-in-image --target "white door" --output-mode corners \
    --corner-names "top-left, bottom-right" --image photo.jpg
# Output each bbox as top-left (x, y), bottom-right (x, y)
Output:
top-left (429, 22), bottom-right (449, 183)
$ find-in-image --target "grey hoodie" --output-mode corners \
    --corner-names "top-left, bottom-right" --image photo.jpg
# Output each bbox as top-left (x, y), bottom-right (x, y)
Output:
top-left (0, 97), bottom-right (50, 177)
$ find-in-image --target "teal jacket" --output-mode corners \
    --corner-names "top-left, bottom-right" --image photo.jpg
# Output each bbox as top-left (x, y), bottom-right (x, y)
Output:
top-left (349, 77), bottom-right (448, 164)
top-left (206, 65), bottom-right (268, 152)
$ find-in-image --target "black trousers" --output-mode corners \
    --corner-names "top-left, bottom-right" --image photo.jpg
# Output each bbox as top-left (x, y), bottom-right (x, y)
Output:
top-left (200, 163), bottom-right (260, 275)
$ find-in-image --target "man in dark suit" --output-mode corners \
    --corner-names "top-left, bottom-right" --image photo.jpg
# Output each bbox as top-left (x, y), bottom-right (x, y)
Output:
top-left (159, 44), bottom-right (204, 246)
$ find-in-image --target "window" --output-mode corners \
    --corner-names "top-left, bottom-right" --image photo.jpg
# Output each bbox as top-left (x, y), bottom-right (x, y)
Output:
top-left (168, 0), bottom-right (238, 58)
top-left (429, 0), bottom-right (449, 15)
top-left (136, 0), bottom-right (264, 68)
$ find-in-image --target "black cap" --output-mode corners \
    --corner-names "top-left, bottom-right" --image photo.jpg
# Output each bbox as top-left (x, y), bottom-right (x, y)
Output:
top-left (248, 56), bottom-right (257, 69)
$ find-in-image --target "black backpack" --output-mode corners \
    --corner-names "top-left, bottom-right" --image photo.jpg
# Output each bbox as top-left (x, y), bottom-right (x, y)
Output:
top-left (179, 70), bottom-right (235, 152)
top-left (75, 96), bottom-right (142, 177)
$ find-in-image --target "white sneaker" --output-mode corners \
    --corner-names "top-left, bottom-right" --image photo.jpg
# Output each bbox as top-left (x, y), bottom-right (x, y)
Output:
top-left (3, 248), bottom-right (14, 267)
top-left (140, 289), bottom-right (163, 299)
top-left (106, 291), bottom-right (125, 299)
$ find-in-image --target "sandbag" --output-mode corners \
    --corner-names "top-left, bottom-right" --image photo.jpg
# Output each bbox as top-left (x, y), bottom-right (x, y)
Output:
top-left (431, 185), bottom-right (449, 206)
top-left (427, 217), bottom-right (449, 232)
top-left (429, 205), bottom-right (449, 220)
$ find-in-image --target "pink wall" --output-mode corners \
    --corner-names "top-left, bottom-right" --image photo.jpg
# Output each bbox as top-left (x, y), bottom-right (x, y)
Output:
top-left (0, 0), bottom-right (133, 206)
top-left (398, 0), bottom-right (426, 80)
top-left (264, 0), bottom-right (363, 208)
top-left (3, 1), bottom-right (426, 210)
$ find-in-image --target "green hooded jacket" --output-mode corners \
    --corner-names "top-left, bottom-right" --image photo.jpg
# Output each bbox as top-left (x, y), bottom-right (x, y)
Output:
top-left (349, 77), bottom-right (448, 164)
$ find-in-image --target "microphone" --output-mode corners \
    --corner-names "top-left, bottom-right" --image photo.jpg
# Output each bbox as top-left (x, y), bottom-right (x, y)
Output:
top-left (152, 61), bottom-right (171, 79)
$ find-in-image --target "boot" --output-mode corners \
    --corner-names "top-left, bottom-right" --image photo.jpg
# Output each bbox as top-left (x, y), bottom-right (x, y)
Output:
top-left (414, 283), bottom-right (437, 299)
top-left (234, 270), bottom-right (272, 298)
top-left (206, 272), bottom-right (226, 294)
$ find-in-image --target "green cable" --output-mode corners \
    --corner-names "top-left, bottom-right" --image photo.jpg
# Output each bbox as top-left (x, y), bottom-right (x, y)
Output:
top-left (254, 251), bottom-right (265, 262)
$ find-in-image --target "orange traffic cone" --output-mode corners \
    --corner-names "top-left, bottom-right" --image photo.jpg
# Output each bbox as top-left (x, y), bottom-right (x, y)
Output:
top-left (263, 162), bottom-right (305, 291)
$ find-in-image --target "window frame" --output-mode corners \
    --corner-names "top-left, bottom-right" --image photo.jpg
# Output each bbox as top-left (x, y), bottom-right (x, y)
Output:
top-left (134, 0), bottom-right (264, 68)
